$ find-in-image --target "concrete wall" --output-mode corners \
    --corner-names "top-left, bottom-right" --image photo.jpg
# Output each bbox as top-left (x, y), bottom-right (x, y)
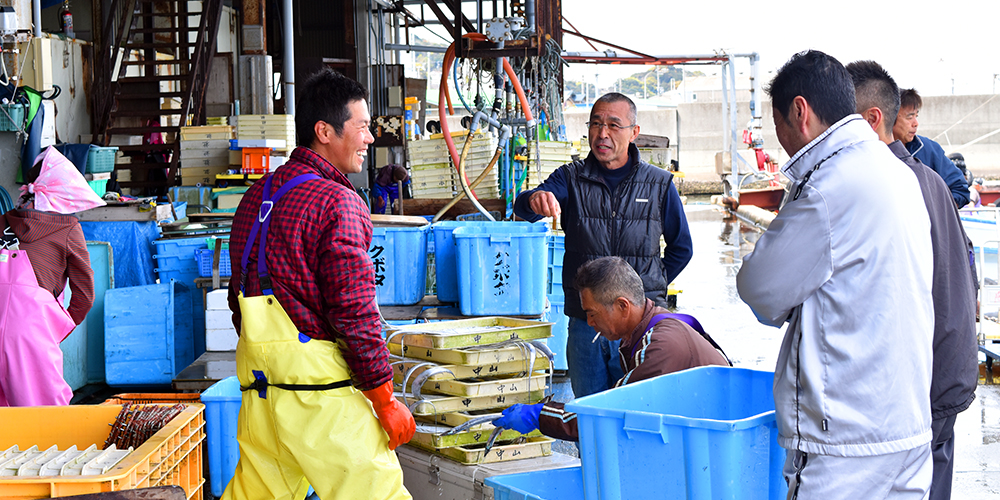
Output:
top-left (1, 36), bottom-right (92, 204)
top-left (561, 93), bottom-right (1000, 188)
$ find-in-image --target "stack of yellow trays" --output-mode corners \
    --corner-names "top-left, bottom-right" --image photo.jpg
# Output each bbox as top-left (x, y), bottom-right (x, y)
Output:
top-left (387, 317), bottom-right (554, 464)
top-left (179, 125), bottom-right (235, 186)
top-left (235, 115), bottom-right (296, 156)
top-left (408, 132), bottom-right (499, 199)
top-left (523, 141), bottom-right (574, 190)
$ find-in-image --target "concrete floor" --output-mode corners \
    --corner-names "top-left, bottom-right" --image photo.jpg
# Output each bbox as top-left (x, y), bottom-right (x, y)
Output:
top-left (954, 384), bottom-right (1000, 495)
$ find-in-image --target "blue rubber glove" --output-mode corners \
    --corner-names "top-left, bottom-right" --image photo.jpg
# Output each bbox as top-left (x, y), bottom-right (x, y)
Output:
top-left (492, 403), bottom-right (543, 434)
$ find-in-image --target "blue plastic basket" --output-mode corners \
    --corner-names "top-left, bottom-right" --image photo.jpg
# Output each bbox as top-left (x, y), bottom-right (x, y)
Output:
top-left (566, 367), bottom-right (787, 500)
top-left (86, 146), bottom-right (119, 174)
top-left (201, 376), bottom-right (242, 499)
top-left (370, 225), bottom-right (429, 306)
top-left (153, 237), bottom-right (209, 280)
top-left (104, 280), bottom-right (195, 386)
top-left (453, 222), bottom-right (548, 316)
top-left (546, 234), bottom-right (565, 297)
top-left (195, 248), bottom-right (232, 277)
top-left (543, 297), bottom-right (569, 371)
top-left (485, 467), bottom-right (584, 500)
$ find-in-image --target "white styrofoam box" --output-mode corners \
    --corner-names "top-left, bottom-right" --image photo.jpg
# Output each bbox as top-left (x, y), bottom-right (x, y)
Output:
top-left (206, 289), bottom-right (229, 310)
top-left (206, 308), bottom-right (235, 330)
top-left (181, 139), bottom-right (232, 150)
top-left (237, 138), bottom-right (286, 149)
top-left (207, 327), bottom-right (239, 351)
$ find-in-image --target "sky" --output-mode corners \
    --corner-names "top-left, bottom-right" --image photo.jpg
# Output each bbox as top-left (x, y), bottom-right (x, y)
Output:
top-left (558, 0), bottom-right (1000, 97)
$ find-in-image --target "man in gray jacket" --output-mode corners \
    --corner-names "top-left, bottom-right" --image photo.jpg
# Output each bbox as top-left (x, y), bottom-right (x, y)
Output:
top-left (737, 50), bottom-right (935, 498)
top-left (847, 60), bottom-right (978, 500)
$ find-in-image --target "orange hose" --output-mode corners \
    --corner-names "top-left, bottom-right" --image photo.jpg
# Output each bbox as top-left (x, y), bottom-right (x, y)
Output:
top-left (437, 33), bottom-right (534, 200)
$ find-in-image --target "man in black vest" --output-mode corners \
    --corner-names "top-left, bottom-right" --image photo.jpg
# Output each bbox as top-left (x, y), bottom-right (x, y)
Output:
top-left (513, 93), bottom-right (693, 398)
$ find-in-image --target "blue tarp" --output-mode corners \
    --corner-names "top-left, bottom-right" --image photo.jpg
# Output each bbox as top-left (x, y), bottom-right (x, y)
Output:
top-left (81, 221), bottom-right (159, 288)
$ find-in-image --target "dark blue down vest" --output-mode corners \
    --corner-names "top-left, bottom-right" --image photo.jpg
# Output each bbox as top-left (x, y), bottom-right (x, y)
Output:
top-left (561, 155), bottom-right (674, 319)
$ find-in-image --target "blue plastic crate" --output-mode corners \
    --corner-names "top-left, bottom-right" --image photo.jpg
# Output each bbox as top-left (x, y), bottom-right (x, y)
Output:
top-left (153, 237), bottom-right (208, 280)
top-left (486, 467), bottom-right (584, 500)
top-left (453, 222), bottom-right (548, 316)
top-left (202, 376), bottom-right (241, 498)
top-left (370, 225), bottom-right (429, 306)
top-left (566, 367), bottom-right (787, 500)
top-left (431, 221), bottom-right (494, 303)
top-left (104, 280), bottom-right (195, 386)
top-left (546, 234), bottom-right (565, 297)
top-left (543, 297), bottom-right (568, 371)
top-left (195, 248), bottom-right (232, 277)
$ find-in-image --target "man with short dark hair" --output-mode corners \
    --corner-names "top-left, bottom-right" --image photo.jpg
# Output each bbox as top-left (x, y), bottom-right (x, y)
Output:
top-left (493, 257), bottom-right (727, 441)
top-left (513, 92), bottom-right (693, 400)
top-left (894, 88), bottom-right (970, 207)
top-left (737, 50), bottom-right (935, 498)
top-left (847, 60), bottom-right (978, 500)
top-left (224, 68), bottom-right (413, 500)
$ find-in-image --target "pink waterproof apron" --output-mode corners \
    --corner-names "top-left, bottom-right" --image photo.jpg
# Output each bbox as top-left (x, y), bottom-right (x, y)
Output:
top-left (0, 247), bottom-right (76, 406)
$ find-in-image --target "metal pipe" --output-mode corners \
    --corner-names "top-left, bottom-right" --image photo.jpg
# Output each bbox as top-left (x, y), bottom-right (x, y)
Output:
top-left (32, 0), bottom-right (41, 36)
top-left (525, 0), bottom-right (535, 32)
top-left (283, 0), bottom-right (296, 114)
top-left (383, 43), bottom-right (449, 53)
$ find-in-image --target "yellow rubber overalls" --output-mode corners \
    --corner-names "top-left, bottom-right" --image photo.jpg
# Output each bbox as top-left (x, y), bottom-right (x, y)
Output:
top-left (222, 174), bottom-right (410, 500)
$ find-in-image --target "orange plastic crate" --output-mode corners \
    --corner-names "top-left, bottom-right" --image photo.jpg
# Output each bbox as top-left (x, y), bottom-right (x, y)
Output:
top-left (241, 147), bottom-right (272, 174)
top-left (101, 393), bottom-right (202, 405)
top-left (0, 404), bottom-right (205, 499)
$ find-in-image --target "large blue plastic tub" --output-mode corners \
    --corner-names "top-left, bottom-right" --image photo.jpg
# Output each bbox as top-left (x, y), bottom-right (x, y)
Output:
top-left (202, 376), bottom-right (241, 498)
top-left (370, 225), bottom-right (429, 306)
top-left (485, 466), bottom-right (584, 500)
top-left (543, 297), bottom-right (569, 371)
top-left (453, 222), bottom-right (548, 316)
top-left (566, 367), bottom-right (787, 500)
top-left (104, 280), bottom-right (195, 386)
top-left (431, 221), bottom-right (497, 302)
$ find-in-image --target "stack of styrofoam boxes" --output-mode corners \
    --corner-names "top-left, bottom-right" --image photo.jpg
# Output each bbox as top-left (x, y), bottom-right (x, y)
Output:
top-left (235, 114), bottom-right (295, 169)
top-left (523, 141), bottom-right (574, 190)
top-left (205, 289), bottom-right (238, 351)
top-left (179, 125), bottom-right (235, 186)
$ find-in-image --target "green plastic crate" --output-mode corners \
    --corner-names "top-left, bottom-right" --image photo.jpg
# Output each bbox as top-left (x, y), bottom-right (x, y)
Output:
top-left (86, 146), bottom-right (119, 173)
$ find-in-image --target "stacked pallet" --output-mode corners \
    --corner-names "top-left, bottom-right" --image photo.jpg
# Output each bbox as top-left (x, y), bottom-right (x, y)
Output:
top-left (523, 141), bottom-right (574, 190)
top-left (387, 317), bottom-right (554, 464)
top-left (235, 115), bottom-right (295, 156)
top-left (179, 125), bottom-right (235, 186)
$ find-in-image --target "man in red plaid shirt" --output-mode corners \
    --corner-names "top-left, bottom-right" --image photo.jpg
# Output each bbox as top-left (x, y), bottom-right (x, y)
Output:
top-left (223, 69), bottom-right (413, 500)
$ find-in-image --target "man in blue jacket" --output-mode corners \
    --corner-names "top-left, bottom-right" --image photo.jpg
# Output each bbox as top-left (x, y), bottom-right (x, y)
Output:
top-left (513, 93), bottom-right (692, 399)
top-left (893, 88), bottom-right (970, 207)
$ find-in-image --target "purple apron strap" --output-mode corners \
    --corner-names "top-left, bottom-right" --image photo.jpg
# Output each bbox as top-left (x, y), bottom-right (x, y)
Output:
top-left (239, 173), bottom-right (321, 296)
top-left (630, 312), bottom-right (709, 360)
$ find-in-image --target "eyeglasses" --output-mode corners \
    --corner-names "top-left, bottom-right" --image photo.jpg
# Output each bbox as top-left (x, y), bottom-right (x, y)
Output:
top-left (586, 121), bottom-right (636, 132)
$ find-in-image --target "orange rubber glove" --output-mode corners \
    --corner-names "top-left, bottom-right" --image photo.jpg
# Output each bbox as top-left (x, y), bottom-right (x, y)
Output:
top-left (362, 380), bottom-right (415, 450)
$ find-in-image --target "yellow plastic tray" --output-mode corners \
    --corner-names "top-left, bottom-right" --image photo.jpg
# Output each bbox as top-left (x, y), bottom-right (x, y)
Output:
top-left (407, 436), bottom-right (553, 465)
top-left (392, 357), bottom-right (550, 382)
top-left (398, 390), bottom-right (544, 416)
top-left (389, 340), bottom-right (550, 365)
top-left (387, 317), bottom-right (552, 349)
top-left (411, 422), bottom-right (542, 449)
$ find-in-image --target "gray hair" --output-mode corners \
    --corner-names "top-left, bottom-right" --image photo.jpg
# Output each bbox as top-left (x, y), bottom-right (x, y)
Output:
top-left (574, 256), bottom-right (645, 308)
top-left (592, 92), bottom-right (638, 125)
